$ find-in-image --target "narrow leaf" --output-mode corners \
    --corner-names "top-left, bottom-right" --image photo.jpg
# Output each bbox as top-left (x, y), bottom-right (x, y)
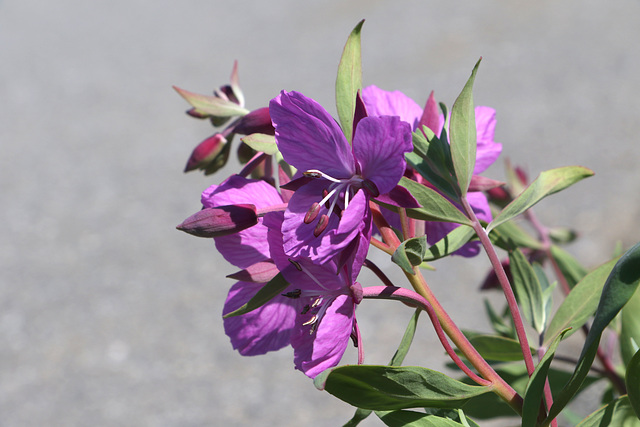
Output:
top-left (545, 242), bottom-right (640, 423)
top-left (390, 309), bottom-right (422, 367)
top-left (173, 86), bottom-right (250, 117)
top-left (509, 248), bottom-right (546, 333)
top-left (336, 19), bottom-right (364, 143)
top-left (626, 349), bottom-right (640, 420)
top-left (222, 273), bottom-right (289, 318)
top-left (549, 244), bottom-right (588, 289)
top-left (423, 226), bottom-right (476, 261)
top-left (376, 410), bottom-right (465, 426)
top-left (314, 365), bottom-right (491, 410)
top-left (240, 133), bottom-right (279, 155)
top-left (392, 236), bottom-right (428, 274)
top-left (487, 166), bottom-right (594, 233)
top-left (343, 408), bottom-right (372, 427)
top-left (621, 284), bottom-right (640, 367)
top-left (399, 177), bottom-right (472, 225)
top-left (576, 396), bottom-right (640, 427)
top-left (449, 58), bottom-right (481, 195)
top-left (466, 335), bottom-right (533, 362)
top-left (521, 328), bottom-right (571, 427)
top-left (543, 256), bottom-right (619, 347)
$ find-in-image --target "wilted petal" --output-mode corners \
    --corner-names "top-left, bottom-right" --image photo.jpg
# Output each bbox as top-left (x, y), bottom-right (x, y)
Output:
top-left (270, 91), bottom-right (355, 178)
top-left (223, 281), bottom-right (297, 355)
top-left (352, 116), bottom-right (412, 195)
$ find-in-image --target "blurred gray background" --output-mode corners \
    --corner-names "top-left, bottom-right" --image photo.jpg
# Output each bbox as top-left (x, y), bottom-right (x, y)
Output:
top-left (2, 0), bottom-right (640, 426)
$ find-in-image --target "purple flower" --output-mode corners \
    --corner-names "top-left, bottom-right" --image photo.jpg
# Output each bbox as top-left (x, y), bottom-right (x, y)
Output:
top-left (362, 85), bottom-right (502, 256)
top-left (269, 90), bottom-right (412, 264)
top-left (264, 212), bottom-right (366, 379)
top-left (200, 175), bottom-right (297, 355)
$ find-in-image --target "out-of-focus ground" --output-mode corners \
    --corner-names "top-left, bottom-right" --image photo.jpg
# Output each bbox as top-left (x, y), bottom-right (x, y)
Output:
top-left (1, 1), bottom-right (639, 425)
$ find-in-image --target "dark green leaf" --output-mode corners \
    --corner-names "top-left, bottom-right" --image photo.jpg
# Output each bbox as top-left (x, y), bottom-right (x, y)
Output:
top-left (392, 236), bottom-right (428, 274)
top-left (549, 244), bottom-right (588, 290)
top-left (487, 166), bottom-right (594, 233)
top-left (314, 365), bottom-right (491, 410)
top-left (376, 410), bottom-right (465, 426)
top-left (483, 299), bottom-right (515, 338)
top-left (621, 285), bottom-right (640, 367)
top-left (222, 273), bottom-right (289, 318)
top-left (399, 177), bottom-right (472, 225)
top-left (390, 309), bottom-right (422, 367)
top-left (509, 248), bottom-right (546, 333)
top-left (335, 20), bottom-right (364, 143)
top-left (343, 408), bottom-right (372, 427)
top-left (626, 349), bottom-right (640, 420)
top-left (545, 242), bottom-right (640, 423)
top-left (521, 329), bottom-right (571, 427)
top-left (489, 219), bottom-right (543, 251)
top-left (576, 396), bottom-right (640, 427)
top-left (449, 58), bottom-right (481, 195)
top-left (423, 226), bottom-right (476, 261)
top-left (466, 334), bottom-right (534, 362)
top-left (543, 256), bottom-right (619, 347)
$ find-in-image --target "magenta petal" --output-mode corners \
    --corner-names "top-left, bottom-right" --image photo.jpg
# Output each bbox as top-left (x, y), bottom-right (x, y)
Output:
top-left (375, 185), bottom-right (421, 208)
top-left (270, 91), bottom-right (355, 178)
top-left (362, 85), bottom-right (423, 128)
top-left (223, 281), bottom-right (297, 356)
top-left (473, 106), bottom-right (502, 174)
top-left (292, 294), bottom-right (355, 378)
top-left (352, 116), bottom-right (412, 195)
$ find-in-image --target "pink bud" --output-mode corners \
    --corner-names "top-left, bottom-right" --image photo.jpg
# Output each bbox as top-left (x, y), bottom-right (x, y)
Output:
top-left (184, 134), bottom-right (227, 172)
top-left (176, 205), bottom-right (257, 238)
top-left (233, 107), bottom-right (274, 135)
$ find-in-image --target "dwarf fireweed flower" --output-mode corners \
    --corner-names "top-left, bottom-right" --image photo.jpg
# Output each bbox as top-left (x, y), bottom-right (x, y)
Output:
top-left (264, 212), bottom-right (366, 378)
top-left (269, 90), bottom-right (412, 264)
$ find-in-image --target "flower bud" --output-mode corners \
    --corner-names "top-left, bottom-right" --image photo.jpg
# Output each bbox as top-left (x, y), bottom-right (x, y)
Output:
top-left (233, 108), bottom-right (274, 135)
top-left (184, 133), bottom-right (227, 172)
top-left (176, 205), bottom-right (257, 238)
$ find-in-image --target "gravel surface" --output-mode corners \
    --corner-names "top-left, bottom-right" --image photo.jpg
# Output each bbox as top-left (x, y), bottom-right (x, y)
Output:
top-left (2, 0), bottom-right (640, 426)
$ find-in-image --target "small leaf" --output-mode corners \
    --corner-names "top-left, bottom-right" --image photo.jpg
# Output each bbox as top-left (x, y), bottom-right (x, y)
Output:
top-left (489, 219), bottom-right (543, 251)
top-left (575, 396), bottom-right (640, 427)
top-left (545, 242), bottom-right (640, 423)
top-left (621, 285), bottom-right (640, 367)
top-left (399, 177), bottom-right (472, 225)
top-left (449, 58), bottom-right (481, 196)
top-left (392, 236), bottom-right (428, 274)
top-left (222, 273), bottom-right (289, 318)
top-left (376, 410), bottom-right (465, 426)
top-left (486, 166), bottom-right (594, 233)
top-left (240, 133), bottom-right (279, 155)
top-left (343, 408), bottom-right (372, 427)
top-left (543, 256), bottom-right (619, 347)
top-left (509, 248), bottom-right (546, 334)
top-left (483, 300), bottom-right (515, 338)
top-left (521, 328), bottom-right (571, 427)
top-left (466, 335), bottom-right (534, 362)
top-left (423, 226), bottom-right (476, 261)
top-left (335, 19), bottom-right (364, 143)
top-left (626, 349), bottom-right (640, 420)
top-left (390, 309), bottom-right (422, 367)
top-left (173, 86), bottom-right (250, 117)
top-left (314, 365), bottom-right (491, 410)
top-left (549, 244), bottom-right (588, 289)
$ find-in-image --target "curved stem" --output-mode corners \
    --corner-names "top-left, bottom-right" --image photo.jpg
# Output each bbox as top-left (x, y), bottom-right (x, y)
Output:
top-left (363, 259), bottom-right (396, 287)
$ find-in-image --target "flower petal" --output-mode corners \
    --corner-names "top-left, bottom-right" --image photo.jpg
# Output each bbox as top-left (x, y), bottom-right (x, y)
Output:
top-left (223, 281), bottom-right (297, 355)
top-left (292, 294), bottom-right (355, 378)
top-left (362, 85), bottom-right (423, 128)
top-left (270, 91), bottom-right (355, 178)
top-left (473, 106), bottom-right (502, 174)
top-left (352, 116), bottom-right (412, 194)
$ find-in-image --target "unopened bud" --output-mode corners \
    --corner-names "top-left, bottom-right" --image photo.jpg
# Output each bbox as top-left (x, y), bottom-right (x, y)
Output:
top-left (176, 205), bottom-right (257, 238)
top-left (184, 134), bottom-right (227, 172)
top-left (233, 107), bottom-right (274, 135)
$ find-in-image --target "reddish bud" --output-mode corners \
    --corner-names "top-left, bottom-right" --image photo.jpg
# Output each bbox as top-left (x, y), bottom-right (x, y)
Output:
top-left (469, 175), bottom-right (505, 192)
top-left (234, 108), bottom-right (274, 135)
top-left (176, 205), bottom-right (257, 238)
top-left (184, 134), bottom-right (227, 172)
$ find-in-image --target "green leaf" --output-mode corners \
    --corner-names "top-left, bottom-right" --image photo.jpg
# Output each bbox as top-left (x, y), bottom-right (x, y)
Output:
top-left (399, 177), bottom-right (472, 225)
top-left (626, 349), bottom-right (640, 420)
top-left (576, 396), bottom-right (640, 427)
top-left (509, 248), bottom-right (546, 334)
top-left (240, 133), bottom-right (279, 155)
top-left (423, 226), bottom-right (476, 261)
top-left (376, 410), bottom-right (465, 426)
top-left (466, 335), bottom-right (534, 362)
top-left (343, 408), bottom-right (372, 427)
top-left (521, 329), bottom-right (571, 427)
top-left (314, 365), bottom-right (491, 410)
top-left (335, 19), bottom-right (364, 143)
top-left (173, 86), bottom-right (250, 117)
top-left (489, 219), bottom-right (544, 251)
top-left (222, 273), bottom-right (289, 318)
top-left (392, 236), bottom-right (428, 274)
top-left (483, 299), bottom-right (515, 338)
top-left (390, 309), bottom-right (422, 367)
top-left (449, 58), bottom-right (481, 195)
top-left (621, 285), bottom-right (640, 367)
top-left (549, 244), bottom-right (588, 290)
top-left (486, 166), bottom-right (594, 233)
top-left (543, 256), bottom-right (619, 347)
top-left (545, 242), bottom-right (640, 423)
